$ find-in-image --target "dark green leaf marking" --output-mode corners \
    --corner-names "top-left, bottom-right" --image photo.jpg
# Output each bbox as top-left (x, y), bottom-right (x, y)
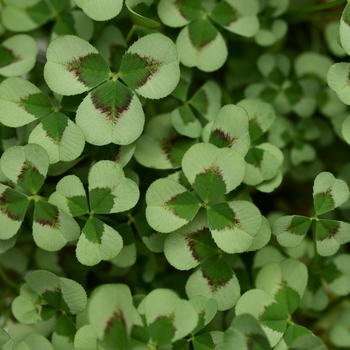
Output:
top-left (193, 166), bottom-right (227, 202)
top-left (245, 147), bottom-right (264, 167)
top-left (201, 256), bottom-right (234, 292)
top-left (192, 333), bottom-right (215, 348)
top-left (42, 289), bottom-right (70, 313)
top-left (0, 46), bottom-right (18, 68)
top-left (0, 188), bottom-right (29, 221)
top-left (268, 68), bottom-right (287, 86)
top-left (258, 303), bottom-right (287, 333)
top-left (207, 202), bottom-right (237, 231)
top-left (189, 88), bottom-right (209, 116)
top-left (315, 219), bottom-right (340, 241)
top-left (308, 271), bottom-right (322, 294)
top-left (18, 92), bottom-right (52, 118)
top-left (119, 52), bottom-right (162, 89)
top-left (249, 118), bottom-right (264, 142)
top-left (174, 0), bottom-right (202, 21)
top-left (343, 3), bottom-right (350, 25)
top-left (274, 279), bottom-right (301, 314)
top-left (176, 104), bottom-right (197, 125)
top-left (26, 0), bottom-right (56, 27)
top-left (41, 112), bottom-right (68, 144)
top-left (83, 217), bottom-right (104, 244)
top-left (165, 191), bottom-right (201, 220)
top-left (149, 315), bottom-right (175, 345)
top-left (104, 310), bottom-right (128, 349)
top-left (17, 160), bottom-right (45, 194)
top-left (188, 18), bottom-right (218, 50)
top-left (322, 262), bottom-right (342, 284)
top-left (210, 1), bottom-right (239, 27)
top-left (210, 128), bottom-right (236, 148)
top-left (89, 187), bottom-right (114, 214)
top-left (161, 136), bottom-right (197, 167)
top-left (186, 227), bottom-right (218, 262)
top-left (287, 216), bottom-right (311, 236)
top-left (67, 195), bottom-right (89, 216)
top-left (314, 189), bottom-right (335, 215)
top-left (54, 314), bottom-right (76, 339)
top-left (67, 53), bottom-right (110, 88)
top-left (52, 13), bottom-right (75, 37)
top-left (260, 86), bottom-right (278, 103)
top-left (34, 201), bottom-right (59, 228)
top-left (91, 80), bottom-right (133, 123)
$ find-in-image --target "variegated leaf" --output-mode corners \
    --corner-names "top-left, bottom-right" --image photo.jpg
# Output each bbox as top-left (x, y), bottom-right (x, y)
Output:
top-left (74, 0), bottom-right (123, 21)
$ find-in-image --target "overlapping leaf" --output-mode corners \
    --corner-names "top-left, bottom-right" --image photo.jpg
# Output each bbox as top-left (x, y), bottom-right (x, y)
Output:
top-left (208, 200), bottom-right (262, 253)
top-left (0, 34), bottom-right (38, 77)
top-left (0, 77), bottom-right (52, 127)
top-left (126, 0), bottom-right (160, 28)
top-left (146, 177), bottom-right (201, 233)
top-left (74, 0), bottom-right (123, 21)
top-left (26, 270), bottom-right (87, 315)
top-left (139, 289), bottom-right (198, 345)
top-left (185, 256), bottom-right (240, 311)
top-left (190, 296), bottom-right (218, 334)
top-left (88, 284), bottom-right (134, 349)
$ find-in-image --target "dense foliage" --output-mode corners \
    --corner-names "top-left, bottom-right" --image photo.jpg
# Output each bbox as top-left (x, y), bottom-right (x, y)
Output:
top-left (1, 0), bottom-right (350, 349)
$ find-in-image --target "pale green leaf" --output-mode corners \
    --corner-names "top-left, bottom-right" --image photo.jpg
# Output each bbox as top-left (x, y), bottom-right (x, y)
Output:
top-left (157, 0), bottom-right (201, 27)
top-left (315, 219), bottom-right (350, 256)
top-left (192, 331), bottom-right (224, 350)
top-left (327, 62), bottom-right (350, 105)
top-left (44, 35), bottom-right (111, 96)
top-left (294, 52), bottom-right (333, 82)
top-left (171, 105), bottom-right (202, 138)
top-left (246, 216), bottom-right (271, 252)
top-left (141, 289), bottom-right (198, 344)
top-left (75, 80), bottom-right (144, 146)
top-left (208, 200), bottom-right (262, 253)
top-left (210, 0), bottom-right (260, 37)
top-left (29, 112), bottom-right (85, 164)
top-left (0, 77), bottom-right (52, 127)
top-left (26, 270), bottom-right (87, 315)
top-left (237, 98), bottom-right (276, 142)
top-left (209, 104), bottom-right (250, 156)
top-left (145, 178), bottom-right (201, 233)
top-left (0, 184), bottom-right (29, 240)
top-left (313, 171), bottom-right (349, 215)
top-left (134, 113), bottom-right (196, 169)
top-left (51, 10), bottom-right (94, 41)
top-left (164, 210), bottom-right (217, 270)
top-left (74, 324), bottom-right (97, 349)
top-left (176, 19), bottom-right (228, 72)
top-left (88, 284), bottom-right (134, 348)
top-left (235, 289), bottom-right (288, 347)
top-left (33, 200), bottom-right (80, 251)
top-left (88, 160), bottom-right (139, 214)
top-left (186, 256), bottom-right (240, 311)
top-left (0, 34), bottom-right (38, 77)
top-left (74, 0), bottom-right (123, 21)
top-left (51, 314), bottom-right (76, 350)
top-left (273, 215), bottom-right (311, 248)
top-left (0, 235), bottom-right (17, 254)
top-left (182, 143), bottom-right (245, 201)
top-left (224, 314), bottom-right (270, 350)
top-left (341, 115), bottom-right (350, 146)
top-left (48, 175), bottom-right (88, 217)
top-left (190, 80), bottom-right (222, 121)
top-left (76, 216), bottom-right (123, 266)
top-left (255, 19), bottom-right (287, 47)
top-left (126, 0), bottom-right (160, 28)
top-left (1, 144), bottom-right (49, 194)
top-left (329, 309), bottom-right (350, 348)
top-left (256, 259), bottom-right (308, 314)
top-left (325, 21), bottom-right (346, 57)
top-left (340, 2), bottom-right (350, 56)
top-left (119, 33), bottom-right (180, 99)
top-left (256, 171), bottom-right (283, 193)
top-left (13, 333), bottom-right (54, 350)
top-left (290, 142), bottom-right (316, 166)
top-left (190, 296), bottom-right (218, 334)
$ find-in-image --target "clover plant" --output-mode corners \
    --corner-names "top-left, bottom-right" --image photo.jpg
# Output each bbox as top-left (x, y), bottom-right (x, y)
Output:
top-left (2, 0), bottom-right (350, 349)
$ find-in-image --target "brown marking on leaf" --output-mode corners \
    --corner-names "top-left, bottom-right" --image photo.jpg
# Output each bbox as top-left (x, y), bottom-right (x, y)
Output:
top-left (135, 54), bottom-right (161, 87)
top-left (212, 128), bottom-right (237, 147)
top-left (104, 309), bottom-right (126, 334)
top-left (91, 89), bottom-right (132, 123)
top-left (161, 135), bottom-right (185, 160)
top-left (186, 227), bottom-right (208, 261)
top-left (0, 195), bottom-right (22, 221)
top-left (17, 160), bottom-right (41, 182)
top-left (37, 207), bottom-right (59, 228)
top-left (202, 268), bottom-right (229, 293)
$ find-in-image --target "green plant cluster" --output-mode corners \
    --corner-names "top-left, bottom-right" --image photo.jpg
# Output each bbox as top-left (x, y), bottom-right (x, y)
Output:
top-left (1, 0), bottom-right (350, 349)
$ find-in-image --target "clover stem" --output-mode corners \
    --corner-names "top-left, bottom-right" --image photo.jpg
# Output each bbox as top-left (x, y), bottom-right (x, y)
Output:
top-left (286, 0), bottom-right (346, 15)
top-left (0, 264), bottom-right (20, 290)
top-left (311, 217), bottom-right (320, 271)
top-left (126, 24), bottom-right (138, 44)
